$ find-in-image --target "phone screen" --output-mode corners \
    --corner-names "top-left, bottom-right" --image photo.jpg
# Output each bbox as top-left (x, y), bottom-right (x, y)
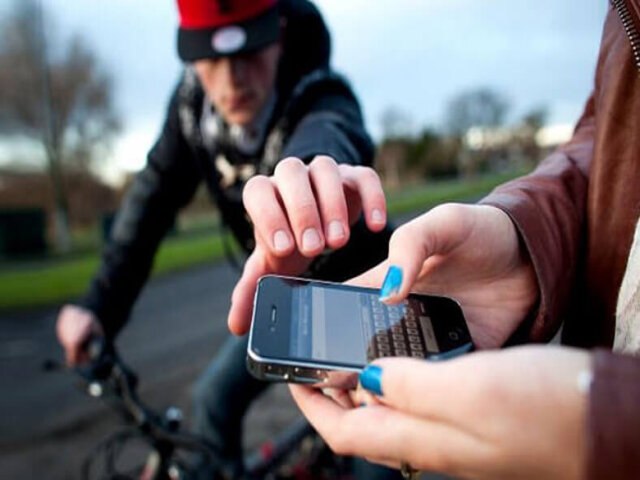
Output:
top-left (289, 284), bottom-right (440, 365)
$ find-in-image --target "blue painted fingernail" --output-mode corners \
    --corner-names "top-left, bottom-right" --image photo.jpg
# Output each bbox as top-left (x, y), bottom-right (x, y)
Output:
top-left (379, 265), bottom-right (403, 300)
top-left (359, 365), bottom-right (383, 396)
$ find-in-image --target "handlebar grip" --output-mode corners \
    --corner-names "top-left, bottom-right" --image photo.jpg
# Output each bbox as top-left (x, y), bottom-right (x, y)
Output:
top-left (76, 336), bottom-right (117, 382)
top-left (84, 336), bottom-right (107, 362)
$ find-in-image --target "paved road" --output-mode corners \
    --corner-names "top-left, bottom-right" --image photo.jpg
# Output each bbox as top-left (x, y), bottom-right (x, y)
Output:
top-left (0, 262), bottom-right (238, 441)
top-left (0, 262), bottom-right (303, 479)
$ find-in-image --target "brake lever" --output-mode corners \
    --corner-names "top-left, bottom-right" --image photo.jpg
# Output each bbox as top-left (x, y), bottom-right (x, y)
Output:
top-left (82, 341), bottom-right (142, 418)
top-left (75, 337), bottom-right (116, 383)
top-left (44, 338), bottom-right (146, 423)
top-left (41, 340), bottom-right (112, 399)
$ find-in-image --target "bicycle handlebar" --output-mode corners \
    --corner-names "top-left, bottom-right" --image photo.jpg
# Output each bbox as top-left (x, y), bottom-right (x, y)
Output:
top-left (46, 338), bottom-right (221, 465)
top-left (73, 338), bottom-right (150, 425)
top-left (45, 339), bottom-right (331, 479)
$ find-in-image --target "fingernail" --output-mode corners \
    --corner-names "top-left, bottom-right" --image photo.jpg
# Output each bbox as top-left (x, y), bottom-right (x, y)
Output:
top-left (302, 228), bottom-right (321, 251)
top-left (379, 265), bottom-right (403, 300)
top-left (273, 230), bottom-right (291, 252)
top-left (371, 209), bottom-right (385, 224)
top-left (328, 220), bottom-right (345, 241)
top-left (359, 365), bottom-right (383, 396)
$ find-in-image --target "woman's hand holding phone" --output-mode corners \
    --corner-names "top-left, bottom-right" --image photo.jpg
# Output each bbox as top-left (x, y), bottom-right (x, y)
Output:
top-left (290, 346), bottom-right (591, 480)
top-left (228, 156), bottom-right (387, 335)
top-left (348, 203), bottom-right (540, 349)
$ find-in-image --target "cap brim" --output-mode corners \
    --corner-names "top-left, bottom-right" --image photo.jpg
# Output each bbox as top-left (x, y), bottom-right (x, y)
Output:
top-left (178, 6), bottom-right (279, 61)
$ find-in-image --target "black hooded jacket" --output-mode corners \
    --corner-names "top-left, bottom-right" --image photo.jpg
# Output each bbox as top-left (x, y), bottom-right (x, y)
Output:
top-left (81, 0), bottom-right (390, 337)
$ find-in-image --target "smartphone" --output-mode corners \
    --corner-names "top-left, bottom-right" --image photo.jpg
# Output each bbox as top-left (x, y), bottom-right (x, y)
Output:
top-left (247, 275), bottom-right (474, 389)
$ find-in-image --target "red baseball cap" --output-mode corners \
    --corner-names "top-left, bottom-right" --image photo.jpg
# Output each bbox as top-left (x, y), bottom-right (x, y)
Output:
top-left (177, 0), bottom-right (280, 61)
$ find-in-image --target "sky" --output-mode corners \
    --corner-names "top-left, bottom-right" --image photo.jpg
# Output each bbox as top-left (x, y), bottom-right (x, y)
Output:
top-left (0, 0), bottom-right (608, 184)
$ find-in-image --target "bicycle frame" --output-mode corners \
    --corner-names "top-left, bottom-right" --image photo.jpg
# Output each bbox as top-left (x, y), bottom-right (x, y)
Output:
top-left (74, 341), bottom-right (220, 480)
top-left (51, 339), bottom-right (349, 480)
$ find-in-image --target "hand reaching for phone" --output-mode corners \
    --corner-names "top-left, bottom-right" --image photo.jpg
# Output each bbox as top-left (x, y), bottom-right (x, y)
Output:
top-left (349, 203), bottom-right (540, 349)
top-left (228, 156), bottom-right (387, 335)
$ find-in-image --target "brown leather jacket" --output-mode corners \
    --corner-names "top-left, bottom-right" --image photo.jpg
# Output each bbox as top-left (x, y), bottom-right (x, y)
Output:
top-left (482, 1), bottom-right (640, 477)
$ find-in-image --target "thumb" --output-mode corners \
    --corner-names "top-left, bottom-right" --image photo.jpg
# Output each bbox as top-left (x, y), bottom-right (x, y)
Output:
top-left (228, 249), bottom-right (268, 335)
top-left (381, 205), bottom-right (468, 303)
top-left (377, 216), bottom-right (433, 303)
top-left (346, 212), bottom-right (443, 300)
top-left (359, 355), bottom-right (473, 420)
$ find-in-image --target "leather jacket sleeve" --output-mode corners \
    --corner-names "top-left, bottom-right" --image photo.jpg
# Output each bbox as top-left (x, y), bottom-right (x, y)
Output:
top-left (586, 350), bottom-right (640, 479)
top-left (79, 86), bottom-right (202, 338)
top-left (480, 93), bottom-right (596, 342)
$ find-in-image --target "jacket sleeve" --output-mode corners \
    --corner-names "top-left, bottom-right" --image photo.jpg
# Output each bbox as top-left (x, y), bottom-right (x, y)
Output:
top-left (480, 93), bottom-right (596, 342)
top-left (280, 72), bottom-right (375, 167)
top-left (79, 86), bottom-right (201, 338)
top-left (586, 350), bottom-right (640, 479)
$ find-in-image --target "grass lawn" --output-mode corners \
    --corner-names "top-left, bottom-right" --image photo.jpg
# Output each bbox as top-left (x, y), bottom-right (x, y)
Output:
top-left (0, 233), bottom-right (233, 311)
top-left (387, 170), bottom-right (522, 215)
top-left (0, 170), bottom-right (525, 310)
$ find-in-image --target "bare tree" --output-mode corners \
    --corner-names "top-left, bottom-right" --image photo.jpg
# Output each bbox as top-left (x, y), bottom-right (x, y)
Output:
top-left (521, 106), bottom-right (548, 132)
top-left (518, 106), bottom-right (548, 166)
top-left (0, 0), bottom-right (120, 251)
top-left (445, 87), bottom-right (509, 136)
top-left (444, 87), bottom-right (510, 177)
top-left (380, 106), bottom-right (414, 141)
top-left (377, 107), bottom-right (415, 188)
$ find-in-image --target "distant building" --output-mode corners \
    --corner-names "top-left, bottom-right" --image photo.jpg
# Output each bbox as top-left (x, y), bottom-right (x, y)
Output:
top-left (0, 169), bottom-right (119, 229)
top-left (535, 124), bottom-right (575, 150)
top-left (465, 123), bottom-right (574, 152)
top-left (462, 123), bottom-right (574, 173)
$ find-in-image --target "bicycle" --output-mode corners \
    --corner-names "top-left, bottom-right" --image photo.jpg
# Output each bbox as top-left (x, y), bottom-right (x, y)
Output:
top-left (44, 339), bottom-right (352, 480)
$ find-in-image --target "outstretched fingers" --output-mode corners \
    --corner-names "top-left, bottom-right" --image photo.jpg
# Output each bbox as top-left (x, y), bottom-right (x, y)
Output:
top-left (243, 175), bottom-right (296, 257)
top-left (243, 159), bottom-right (388, 260)
top-left (308, 156), bottom-right (350, 249)
top-left (274, 157), bottom-right (326, 257)
top-left (339, 164), bottom-right (387, 231)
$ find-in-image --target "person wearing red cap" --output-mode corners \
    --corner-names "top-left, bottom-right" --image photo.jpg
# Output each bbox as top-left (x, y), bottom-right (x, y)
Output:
top-left (56, 0), bottom-right (399, 478)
